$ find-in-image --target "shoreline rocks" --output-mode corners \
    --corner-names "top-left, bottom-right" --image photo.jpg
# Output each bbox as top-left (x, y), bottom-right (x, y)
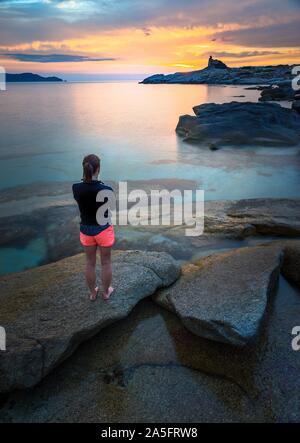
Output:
top-left (153, 245), bottom-right (283, 346)
top-left (1, 274), bottom-right (300, 423)
top-left (207, 55), bottom-right (228, 70)
top-left (0, 197), bottom-right (299, 272)
top-left (1, 236), bottom-right (300, 418)
top-left (141, 57), bottom-right (295, 85)
top-left (204, 198), bottom-right (300, 238)
top-left (176, 101), bottom-right (300, 147)
top-left (1, 246), bottom-right (300, 422)
top-left (0, 250), bottom-right (180, 394)
top-left (292, 94), bottom-right (300, 114)
top-left (259, 81), bottom-right (296, 102)
top-left (153, 241), bottom-right (300, 347)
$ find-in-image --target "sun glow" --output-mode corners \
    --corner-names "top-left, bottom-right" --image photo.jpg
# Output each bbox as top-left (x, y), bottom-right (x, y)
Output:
top-left (1, 13), bottom-right (300, 77)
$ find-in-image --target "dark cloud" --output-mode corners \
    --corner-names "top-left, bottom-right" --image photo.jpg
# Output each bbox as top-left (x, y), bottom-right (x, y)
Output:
top-left (1, 53), bottom-right (116, 62)
top-left (141, 27), bottom-right (152, 36)
top-left (203, 50), bottom-right (281, 58)
top-left (213, 19), bottom-right (300, 48)
top-left (0, 0), bottom-right (299, 49)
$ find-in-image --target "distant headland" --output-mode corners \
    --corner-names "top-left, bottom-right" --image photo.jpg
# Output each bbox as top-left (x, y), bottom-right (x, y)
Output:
top-left (141, 56), bottom-right (295, 85)
top-left (6, 73), bottom-right (64, 82)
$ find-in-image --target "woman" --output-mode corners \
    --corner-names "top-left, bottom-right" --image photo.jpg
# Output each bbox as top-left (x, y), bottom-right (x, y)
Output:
top-left (73, 154), bottom-right (115, 301)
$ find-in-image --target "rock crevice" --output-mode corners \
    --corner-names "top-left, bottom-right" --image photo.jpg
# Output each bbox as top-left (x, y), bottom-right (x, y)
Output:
top-left (153, 242), bottom-right (300, 347)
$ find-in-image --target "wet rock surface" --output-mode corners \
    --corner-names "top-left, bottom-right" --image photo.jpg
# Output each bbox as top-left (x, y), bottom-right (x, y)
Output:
top-left (0, 250), bottom-right (180, 394)
top-left (204, 198), bottom-right (300, 237)
top-left (176, 102), bottom-right (300, 147)
top-left (0, 196), bottom-right (299, 270)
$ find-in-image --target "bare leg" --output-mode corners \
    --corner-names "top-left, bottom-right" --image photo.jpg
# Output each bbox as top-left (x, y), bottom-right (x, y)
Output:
top-left (84, 245), bottom-right (98, 301)
top-left (100, 246), bottom-right (114, 300)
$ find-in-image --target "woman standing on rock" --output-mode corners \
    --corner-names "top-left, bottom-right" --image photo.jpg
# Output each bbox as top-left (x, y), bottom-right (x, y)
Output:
top-left (73, 154), bottom-right (115, 301)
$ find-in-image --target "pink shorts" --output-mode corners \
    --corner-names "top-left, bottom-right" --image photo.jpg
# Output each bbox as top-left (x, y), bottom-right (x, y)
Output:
top-left (80, 225), bottom-right (115, 248)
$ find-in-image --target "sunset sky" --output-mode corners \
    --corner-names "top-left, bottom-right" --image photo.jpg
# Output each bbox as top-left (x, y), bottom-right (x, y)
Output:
top-left (0, 0), bottom-right (300, 80)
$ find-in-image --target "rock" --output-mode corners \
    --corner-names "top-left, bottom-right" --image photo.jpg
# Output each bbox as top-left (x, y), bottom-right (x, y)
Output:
top-left (153, 245), bottom-right (283, 346)
top-left (153, 263), bottom-right (199, 313)
top-left (148, 234), bottom-right (191, 259)
top-left (208, 142), bottom-right (219, 151)
top-left (0, 298), bottom-right (264, 423)
top-left (245, 85), bottom-right (271, 91)
top-left (140, 74), bottom-right (167, 84)
top-left (198, 199), bottom-right (300, 240)
top-left (213, 198), bottom-right (300, 237)
top-left (292, 99), bottom-right (300, 114)
top-left (1, 195), bottom-right (299, 276)
top-left (141, 58), bottom-right (295, 85)
top-left (259, 82), bottom-right (295, 102)
top-left (1, 274), bottom-right (300, 423)
top-left (281, 243), bottom-right (300, 289)
top-left (176, 102), bottom-right (300, 147)
top-left (0, 250), bottom-right (180, 394)
top-left (208, 55), bottom-right (227, 70)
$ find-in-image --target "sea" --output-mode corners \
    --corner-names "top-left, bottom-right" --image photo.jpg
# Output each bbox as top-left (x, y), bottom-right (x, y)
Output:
top-left (0, 81), bottom-right (299, 274)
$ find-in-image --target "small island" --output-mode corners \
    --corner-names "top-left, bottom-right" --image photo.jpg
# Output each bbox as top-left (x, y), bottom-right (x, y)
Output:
top-left (6, 73), bottom-right (64, 82)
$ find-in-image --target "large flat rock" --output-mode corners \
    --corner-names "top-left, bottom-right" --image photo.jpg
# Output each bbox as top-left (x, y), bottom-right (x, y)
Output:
top-left (204, 198), bottom-right (300, 238)
top-left (0, 250), bottom-right (180, 394)
top-left (153, 245), bottom-right (283, 346)
top-left (176, 102), bottom-right (300, 147)
top-left (2, 275), bottom-right (300, 423)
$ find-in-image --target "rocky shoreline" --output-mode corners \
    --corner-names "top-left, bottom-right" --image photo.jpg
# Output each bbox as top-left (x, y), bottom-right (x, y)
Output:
top-left (1, 64), bottom-right (300, 419)
top-left (141, 56), bottom-right (295, 86)
top-left (1, 194), bottom-right (300, 267)
top-left (1, 239), bottom-right (300, 422)
top-left (0, 196), bottom-right (300, 421)
top-left (176, 101), bottom-right (300, 148)
top-left (0, 250), bottom-right (180, 393)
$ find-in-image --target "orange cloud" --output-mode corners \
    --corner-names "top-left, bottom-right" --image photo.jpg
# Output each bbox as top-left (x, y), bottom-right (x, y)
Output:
top-left (1, 23), bottom-right (300, 76)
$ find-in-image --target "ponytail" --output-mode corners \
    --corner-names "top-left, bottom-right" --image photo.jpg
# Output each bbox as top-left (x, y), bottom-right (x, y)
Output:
top-left (83, 161), bottom-right (93, 182)
top-left (82, 154), bottom-right (100, 182)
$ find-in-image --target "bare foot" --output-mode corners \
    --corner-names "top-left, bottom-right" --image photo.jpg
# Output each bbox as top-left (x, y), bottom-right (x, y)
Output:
top-left (102, 286), bottom-right (114, 300)
top-left (90, 286), bottom-right (99, 302)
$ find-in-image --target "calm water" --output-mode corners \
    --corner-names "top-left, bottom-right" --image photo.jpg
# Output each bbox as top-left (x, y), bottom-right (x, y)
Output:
top-left (0, 82), bottom-right (299, 274)
top-left (0, 81), bottom-right (299, 198)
